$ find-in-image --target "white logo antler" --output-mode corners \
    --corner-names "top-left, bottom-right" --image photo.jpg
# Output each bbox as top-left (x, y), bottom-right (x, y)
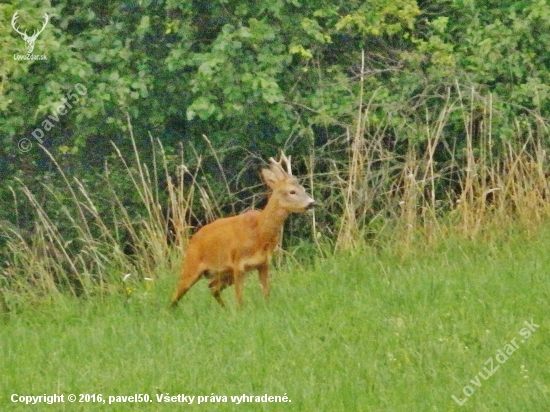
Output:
top-left (12, 11), bottom-right (49, 54)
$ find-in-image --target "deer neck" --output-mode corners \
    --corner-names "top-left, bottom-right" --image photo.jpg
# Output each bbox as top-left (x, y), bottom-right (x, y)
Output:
top-left (257, 196), bottom-right (289, 246)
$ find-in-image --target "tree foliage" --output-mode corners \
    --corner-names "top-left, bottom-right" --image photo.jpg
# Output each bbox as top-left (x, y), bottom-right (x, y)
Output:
top-left (1, 0), bottom-right (550, 226)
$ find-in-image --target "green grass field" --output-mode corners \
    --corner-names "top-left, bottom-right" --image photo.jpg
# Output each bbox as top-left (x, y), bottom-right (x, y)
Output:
top-left (1, 225), bottom-right (549, 411)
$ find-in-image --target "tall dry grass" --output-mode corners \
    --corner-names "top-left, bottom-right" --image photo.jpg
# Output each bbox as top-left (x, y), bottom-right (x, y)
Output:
top-left (330, 79), bottom-right (550, 251)
top-left (2, 77), bottom-right (550, 306)
top-left (0, 115), bottom-right (215, 306)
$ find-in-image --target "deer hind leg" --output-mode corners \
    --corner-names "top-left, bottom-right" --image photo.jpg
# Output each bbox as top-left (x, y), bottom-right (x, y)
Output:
top-left (208, 272), bottom-right (233, 307)
top-left (170, 274), bottom-right (201, 308)
top-left (258, 263), bottom-right (270, 299)
top-left (170, 253), bottom-right (203, 308)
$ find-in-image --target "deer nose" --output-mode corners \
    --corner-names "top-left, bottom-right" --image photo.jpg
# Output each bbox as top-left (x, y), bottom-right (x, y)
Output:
top-left (306, 199), bottom-right (315, 210)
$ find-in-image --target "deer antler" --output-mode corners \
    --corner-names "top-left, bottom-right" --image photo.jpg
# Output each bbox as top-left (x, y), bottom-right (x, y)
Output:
top-left (11, 11), bottom-right (26, 38)
top-left (32, 13), bottom-right (49, 39)
top-left (269, 152), bottom-right (293, 177)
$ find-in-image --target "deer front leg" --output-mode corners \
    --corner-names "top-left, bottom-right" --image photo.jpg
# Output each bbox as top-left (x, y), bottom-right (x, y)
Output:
top-left (233, 269), bottom-right (245, 308)
top-left (258, 263), bottom-right (270, 299)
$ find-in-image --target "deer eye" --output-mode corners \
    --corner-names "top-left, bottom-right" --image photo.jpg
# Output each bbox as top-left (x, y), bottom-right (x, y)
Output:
top-left (289, 190), bottom-right (296, 195)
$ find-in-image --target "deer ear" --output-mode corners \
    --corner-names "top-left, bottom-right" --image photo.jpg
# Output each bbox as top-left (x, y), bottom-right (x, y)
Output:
top-left (261, 168), bottom-right (278, 188)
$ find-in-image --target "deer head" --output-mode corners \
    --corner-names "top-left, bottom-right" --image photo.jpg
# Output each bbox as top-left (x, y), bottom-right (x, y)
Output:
top-left (12, 11), bottom-right (49, 54)
top-left (261, 153), bottom-right (315, 213)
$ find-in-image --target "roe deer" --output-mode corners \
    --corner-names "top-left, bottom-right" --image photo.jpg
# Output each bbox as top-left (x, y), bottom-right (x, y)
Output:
top-left (170, 153), bottom-right (315, 308)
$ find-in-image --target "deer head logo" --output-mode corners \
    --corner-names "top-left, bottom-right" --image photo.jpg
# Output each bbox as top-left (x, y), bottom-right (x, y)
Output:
top-left (11, 11), bottom-right (49, 54)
